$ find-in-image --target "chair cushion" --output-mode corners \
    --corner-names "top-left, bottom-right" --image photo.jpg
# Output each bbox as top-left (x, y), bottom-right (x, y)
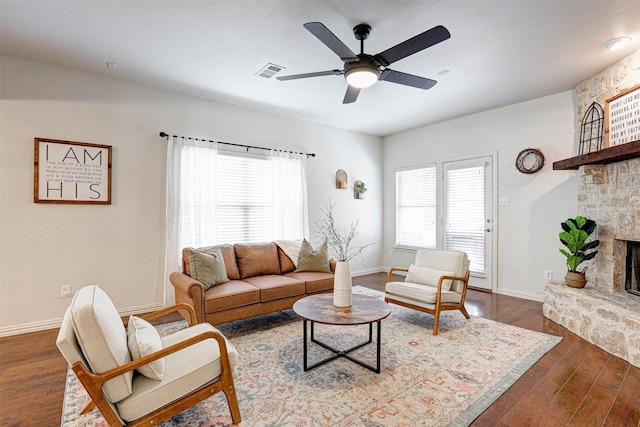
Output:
top-left (294, 239), bottom-right (331, 273)
top-left (69, 285), bottom-right (132, 403)
top-left (386, 281), bottom-right (462, 304)
top-left (405, 264), bottom-right (455, 291)
top-left (116, 323), bottom-right (238, 422)
top-left (127, 316), bottom-right (165, 380)
top-left (188, 248), bottom-right (229, 290)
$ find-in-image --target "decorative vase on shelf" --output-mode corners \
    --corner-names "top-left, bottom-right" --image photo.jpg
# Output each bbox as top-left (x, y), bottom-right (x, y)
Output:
top-left (333, 260), bottom-right (352, 308)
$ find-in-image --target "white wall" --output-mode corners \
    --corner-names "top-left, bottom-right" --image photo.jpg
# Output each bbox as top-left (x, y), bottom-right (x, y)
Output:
top-left (0, 55), bottom-right (382, 334)
top-left (382, 91), bottom-right (578, 301)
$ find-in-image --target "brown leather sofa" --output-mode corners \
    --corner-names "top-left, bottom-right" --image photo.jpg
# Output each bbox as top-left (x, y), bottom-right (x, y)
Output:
top-left (170, 242), bottom-right (334, 325)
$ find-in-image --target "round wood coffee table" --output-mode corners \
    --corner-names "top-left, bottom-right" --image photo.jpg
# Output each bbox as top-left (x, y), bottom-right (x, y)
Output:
top-left (292, 293), bottom-right (391, 373)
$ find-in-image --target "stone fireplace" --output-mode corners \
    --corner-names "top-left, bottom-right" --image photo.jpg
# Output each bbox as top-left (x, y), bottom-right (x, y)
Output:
top-left (543, 50), bottom-right (640, 368)
top-left (544, 159), bottom-right (640, 368)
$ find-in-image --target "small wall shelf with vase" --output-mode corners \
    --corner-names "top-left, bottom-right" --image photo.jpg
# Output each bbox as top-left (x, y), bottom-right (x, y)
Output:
top-left (336, 169), bottom-right (348, 189)
top-left (354, 180), bottom-right (367, 199)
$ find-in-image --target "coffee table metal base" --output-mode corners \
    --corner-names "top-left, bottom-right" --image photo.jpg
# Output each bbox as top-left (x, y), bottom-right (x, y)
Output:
top-left (302, 319), bottom-right (382, 373)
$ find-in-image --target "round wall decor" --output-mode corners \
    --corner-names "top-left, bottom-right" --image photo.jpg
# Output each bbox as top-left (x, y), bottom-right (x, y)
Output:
top-left (515, 148), bottom-right (545, 174)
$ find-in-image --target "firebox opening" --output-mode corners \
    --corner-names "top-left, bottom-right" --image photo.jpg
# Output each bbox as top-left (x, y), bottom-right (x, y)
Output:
top-left (625, 241), bottom-right (640, 297)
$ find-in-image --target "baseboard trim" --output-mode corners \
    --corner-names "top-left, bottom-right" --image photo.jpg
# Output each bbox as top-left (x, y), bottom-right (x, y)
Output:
top-left (351, 266), bottom-right (385, 277)
top-left (495, 287), bottom-right (543, 302)
top-left (0, 302), bottom-right (165, 338)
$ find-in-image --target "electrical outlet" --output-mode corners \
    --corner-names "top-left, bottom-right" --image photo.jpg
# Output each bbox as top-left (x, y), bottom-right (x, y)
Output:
top-left (499, 196), bottom-right (509, 207)
top-left (60, 285), bottom-right (72, 298)
top-left (388, 250), bottom-right (393, 258)
top-left (544, 270), bottom-right (552, 281)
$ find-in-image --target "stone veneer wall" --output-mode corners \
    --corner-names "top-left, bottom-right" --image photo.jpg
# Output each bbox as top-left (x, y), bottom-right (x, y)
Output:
top-left (575, 49), bottom-right (640, 290)
top-left (578, 160), bottom-right (640, 291)
top-left (543, 49), bottom-right (640, 368)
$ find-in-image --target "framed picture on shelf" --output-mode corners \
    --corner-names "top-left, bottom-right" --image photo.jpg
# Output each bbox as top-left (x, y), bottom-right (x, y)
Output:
top-left (605, 83), bottom-right (640, 148)
top-left (34, 138), bottom-right (112, 204)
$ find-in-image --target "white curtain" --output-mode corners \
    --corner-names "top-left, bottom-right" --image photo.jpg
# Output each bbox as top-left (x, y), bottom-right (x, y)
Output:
top-left (164, 137), bottom-right (217, 303)
top-left (271, 150), bottom-right (309, 240)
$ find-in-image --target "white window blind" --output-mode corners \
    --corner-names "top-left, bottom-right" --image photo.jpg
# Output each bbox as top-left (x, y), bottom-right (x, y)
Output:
top-left (216, 153), bottom-right (273, 244)
top-left (443, 159), bottom-right (486, 275)
top-left (395, 165), bottom-right (437, 248)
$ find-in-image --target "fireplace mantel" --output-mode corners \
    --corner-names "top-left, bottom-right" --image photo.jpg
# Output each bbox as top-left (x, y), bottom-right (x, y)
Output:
top-left (553, 140), bottom-right (640, 170)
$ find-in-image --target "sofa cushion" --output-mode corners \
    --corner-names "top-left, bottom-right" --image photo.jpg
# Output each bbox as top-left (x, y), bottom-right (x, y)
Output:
top-left (242, 275), bottom-right (305, 302)
top-left (405, 264), bottom-right (455, 291)
top-left (188, 248), bottom-right (229, 290)
top-left (183, 245), bottom-right (240, 281)
top-left (285, 271), bottom-right (334, 293)
top-left (204, 280), bottom-right (260, 313)
top-left (234, 242), bottom-right (281, 279)
top-left (127, 316), bottom-right (165, 380)
top-left (295, 240), bottom-right (331, 273)
top-left (116, 323), bottom-right (238, 422)
top-left (69, 285), bottom-right (132, 403)
top-left (277, 246), bottom-right (296, 274)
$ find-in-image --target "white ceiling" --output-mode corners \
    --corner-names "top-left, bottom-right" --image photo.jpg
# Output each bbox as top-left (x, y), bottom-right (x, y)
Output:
top-left (1, 1), bottom-right (639, 136)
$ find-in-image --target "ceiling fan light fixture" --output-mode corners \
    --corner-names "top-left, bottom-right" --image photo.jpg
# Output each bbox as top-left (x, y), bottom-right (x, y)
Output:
top-left (345, 66), bottom-right (380, 88)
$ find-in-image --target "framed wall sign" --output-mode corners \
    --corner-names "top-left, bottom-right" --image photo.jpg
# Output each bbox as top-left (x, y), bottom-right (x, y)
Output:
top-left (605, 83), bottom-right (640, 148)
top-left (34, 138), bottom-right (112, 204)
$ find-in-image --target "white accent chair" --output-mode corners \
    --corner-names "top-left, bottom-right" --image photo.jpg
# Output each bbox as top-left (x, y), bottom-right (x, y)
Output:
top-left (56, 285), bottom-right (241, 426)
top-left (385, 248), bottom-right (471, 335)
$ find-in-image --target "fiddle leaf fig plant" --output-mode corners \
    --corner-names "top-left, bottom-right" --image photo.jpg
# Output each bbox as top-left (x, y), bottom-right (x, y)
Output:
top-left (559, 215), bottom-right (599, 273)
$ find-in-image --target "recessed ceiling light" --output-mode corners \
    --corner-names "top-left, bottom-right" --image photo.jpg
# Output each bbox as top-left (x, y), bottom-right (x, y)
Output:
top-left (437, 69), bottom-right (450, 76)
top-left (601, 37), bottom-right (631, 51)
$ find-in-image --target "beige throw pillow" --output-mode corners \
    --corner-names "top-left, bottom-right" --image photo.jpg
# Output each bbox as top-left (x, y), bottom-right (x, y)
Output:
top-left (295, 239), bottom-right (331, 273)
top-left (188, 247), bottom-right (229, 290)
top-left (405, 264), bottom-right (456, 291)
top-left (127, 316), bottom-right (164, 380)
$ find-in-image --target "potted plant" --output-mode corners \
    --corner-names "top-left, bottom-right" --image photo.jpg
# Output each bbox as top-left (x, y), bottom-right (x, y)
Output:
top-left (356, 181), bottom-right (367, 199)
top-left (559, 215), bottom-right (599, 288)
top-left (315, 201), bottom-right (373, 307)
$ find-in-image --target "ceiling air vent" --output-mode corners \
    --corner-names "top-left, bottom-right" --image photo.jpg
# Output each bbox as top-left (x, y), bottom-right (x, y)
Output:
top-left (256, 63), bottom-right (285, 79)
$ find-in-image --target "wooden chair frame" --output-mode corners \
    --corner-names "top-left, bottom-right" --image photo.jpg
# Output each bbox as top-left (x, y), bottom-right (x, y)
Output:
top-left (385, 268), bottom-right (471, 335)
top-left (69, 303), bottom-right (241, 427)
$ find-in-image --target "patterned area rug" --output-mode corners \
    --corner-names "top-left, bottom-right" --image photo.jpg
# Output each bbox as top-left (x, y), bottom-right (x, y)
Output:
top-left (61, 287), bottom-right (561, 426)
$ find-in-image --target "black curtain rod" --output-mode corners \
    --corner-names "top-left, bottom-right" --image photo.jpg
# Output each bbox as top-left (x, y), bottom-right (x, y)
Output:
top-left (159, 132), bottom-right (316, 158)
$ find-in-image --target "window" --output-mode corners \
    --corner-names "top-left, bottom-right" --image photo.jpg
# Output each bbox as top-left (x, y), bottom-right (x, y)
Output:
top-left (395, 165), bottom-right (437, 248)
top-left (216, 153), bottom-right (273, 244)
top-left (171, 138), bottom-right (307, 251)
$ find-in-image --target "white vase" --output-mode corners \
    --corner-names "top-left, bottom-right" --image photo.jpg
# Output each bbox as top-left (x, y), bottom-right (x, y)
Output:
top-left (333, 260), bottom-right (352, 308)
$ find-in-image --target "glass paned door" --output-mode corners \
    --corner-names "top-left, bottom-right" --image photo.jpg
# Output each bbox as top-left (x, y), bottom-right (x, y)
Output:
top-left (443, 155), bottom-right (494, 290)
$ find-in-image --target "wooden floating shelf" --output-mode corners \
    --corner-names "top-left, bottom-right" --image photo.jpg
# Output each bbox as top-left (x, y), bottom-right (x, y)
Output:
top-left (553, 140), bottom-right (640, 170)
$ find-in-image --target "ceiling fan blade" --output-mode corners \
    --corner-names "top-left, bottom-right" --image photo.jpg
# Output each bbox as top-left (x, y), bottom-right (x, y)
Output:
top-left (374, 25), bottom-right (450, 66)
top-left (379, 69), bottom-right (437, 90)
top-left (343, 85), bottom-right (361, 104)
top-left (304, 22), bottom-right (359, 63)
top-left (277, 69), bottom-right (343, 81)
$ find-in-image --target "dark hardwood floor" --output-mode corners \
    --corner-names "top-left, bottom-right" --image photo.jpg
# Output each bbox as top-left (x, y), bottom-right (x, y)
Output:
top-left (1, 272), bottom-right (638, 426)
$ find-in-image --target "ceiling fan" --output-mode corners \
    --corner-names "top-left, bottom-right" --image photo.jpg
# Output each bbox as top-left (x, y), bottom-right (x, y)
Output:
top-left (277, 21), bottom-right (451, 104)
